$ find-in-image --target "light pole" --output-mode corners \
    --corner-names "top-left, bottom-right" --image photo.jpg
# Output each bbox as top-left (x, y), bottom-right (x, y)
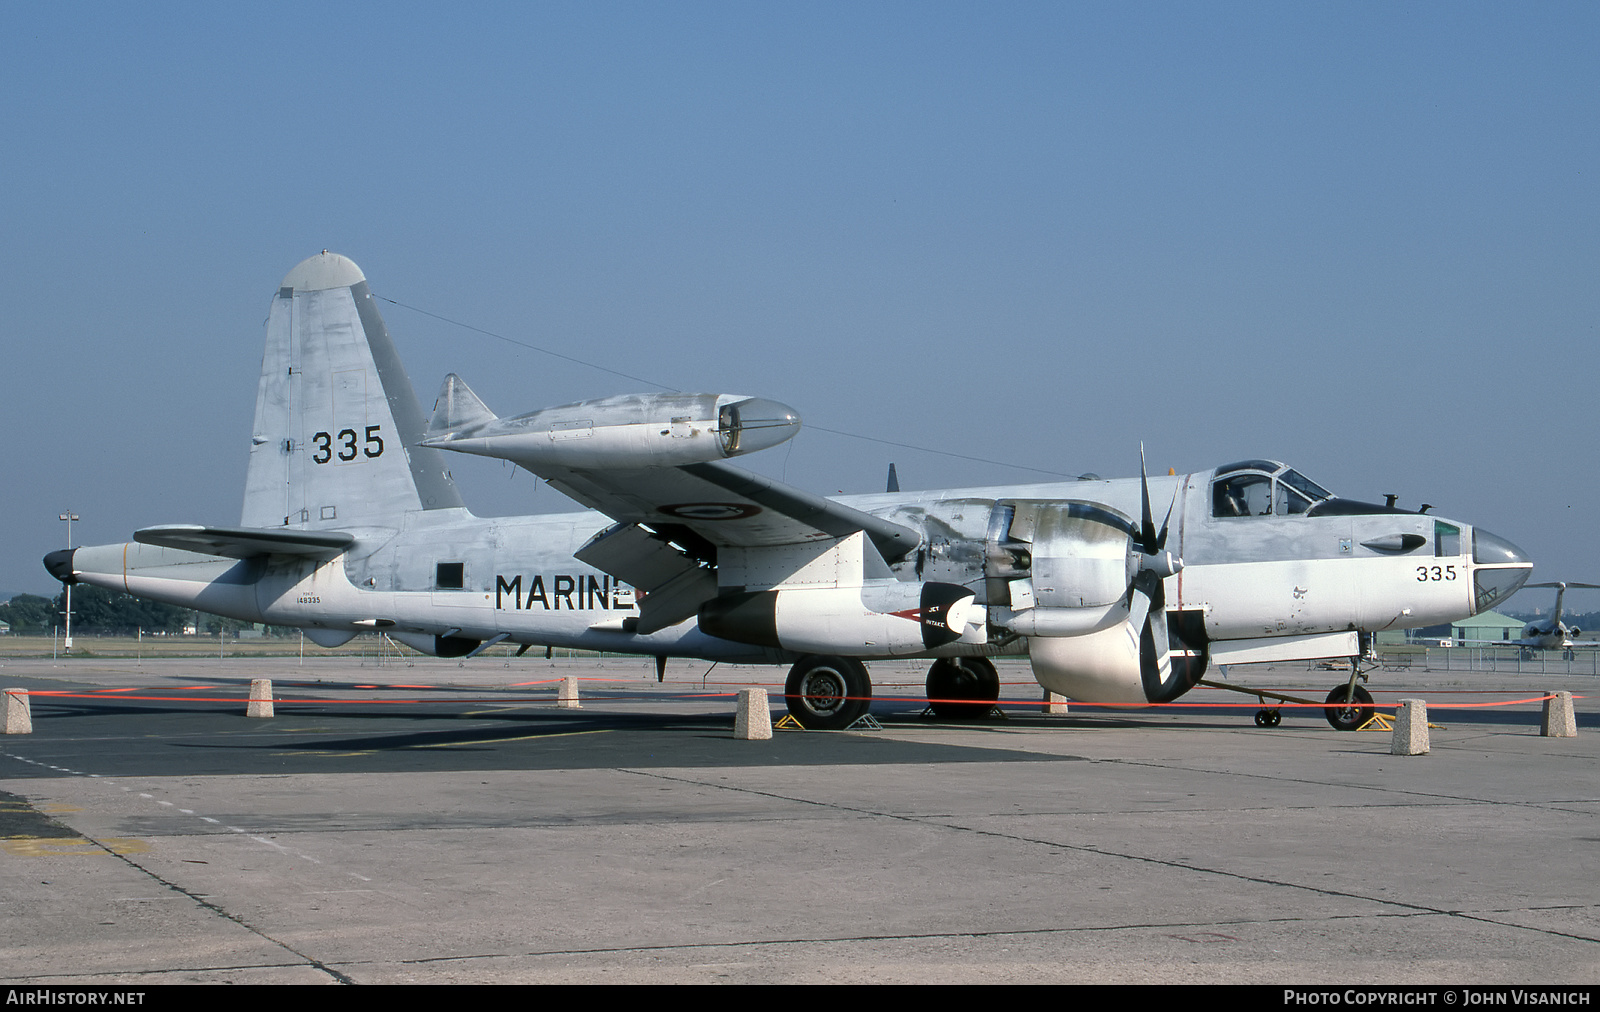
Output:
top-left (59, 512), bottom-right (77, 652)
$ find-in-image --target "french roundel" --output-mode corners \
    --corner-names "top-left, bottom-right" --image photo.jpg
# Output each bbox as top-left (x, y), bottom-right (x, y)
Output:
top-left (657, 502), bottom-right (763, 521)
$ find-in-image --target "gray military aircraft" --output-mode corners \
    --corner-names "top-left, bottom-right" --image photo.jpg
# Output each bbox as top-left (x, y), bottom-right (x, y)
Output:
top-left (44, 252), bottom-right (1535, 730)
top-left (1495, 581), bottom-right (1600, 655)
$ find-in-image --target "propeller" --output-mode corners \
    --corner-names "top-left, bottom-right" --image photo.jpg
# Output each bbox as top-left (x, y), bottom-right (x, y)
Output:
top-left (1131, 444), bottom-right (1187, 692)
top-left (1137, 443), bottom-right (1182, 579)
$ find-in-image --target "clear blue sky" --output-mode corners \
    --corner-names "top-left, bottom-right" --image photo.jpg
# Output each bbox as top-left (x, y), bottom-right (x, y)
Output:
top-left (4, 3), bottom-right (1597, 607)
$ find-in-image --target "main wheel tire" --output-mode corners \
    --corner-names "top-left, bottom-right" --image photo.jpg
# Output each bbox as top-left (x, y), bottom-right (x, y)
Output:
top-left (925, 657), bottom-right (1000, 719)
top-left (1323, 683), bottom-right (1375, 731)
top-left (784, 656), bottom-right (872, 730)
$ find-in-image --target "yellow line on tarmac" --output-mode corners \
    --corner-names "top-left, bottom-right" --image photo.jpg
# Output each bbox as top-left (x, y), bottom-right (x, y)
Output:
top-left (272, 728), bottom-right (612, 757)
top-left (2, 836), bottom-right (150, 857)
top-left (271, 750), bottom-right (377, 757)
top-left (409, 729), bottom-right (613, 749)
top-left (462, 705), bottom-right (541, 717)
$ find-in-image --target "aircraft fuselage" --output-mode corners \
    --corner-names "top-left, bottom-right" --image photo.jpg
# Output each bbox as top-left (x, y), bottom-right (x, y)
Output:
top-left (65, 467), bottom-right (1517, 668)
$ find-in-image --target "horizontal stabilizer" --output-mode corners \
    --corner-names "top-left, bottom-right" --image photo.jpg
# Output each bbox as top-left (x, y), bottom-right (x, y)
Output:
top-left (135, 525), bottom-right (355, 560)
top-left (427, 373), bottom-right (498, 438)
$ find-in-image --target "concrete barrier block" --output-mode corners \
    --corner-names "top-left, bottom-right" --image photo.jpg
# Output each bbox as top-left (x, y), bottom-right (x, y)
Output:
top-left (1391, 698), bottom-right (1429, 755)
top-left (247, 678), bottom-right (274, 719)
top-left (1542, 690), bottom-right (1577, 738)
top-left (735, 687), bottom-right (772, 740)
top-left (1042, 690), bottom-right (1069, 714)
top-left (558, 676), bottom-right (581, 709)
top-left (4, 688), bottom-right (31, 734)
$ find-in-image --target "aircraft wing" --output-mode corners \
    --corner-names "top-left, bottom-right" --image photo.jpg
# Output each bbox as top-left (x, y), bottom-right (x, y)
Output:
top-left (134, 524), bottom-right (356, 560)
top-left (541, 460), bottom-right (920, 561)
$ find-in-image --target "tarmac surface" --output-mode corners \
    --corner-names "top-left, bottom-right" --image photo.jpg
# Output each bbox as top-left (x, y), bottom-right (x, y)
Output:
top-left (0, 654), bottom-right (1595, 984)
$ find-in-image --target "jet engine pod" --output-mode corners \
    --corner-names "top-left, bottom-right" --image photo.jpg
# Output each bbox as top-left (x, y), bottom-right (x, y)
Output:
top-left (388, 630), bottom-right (481, 657)
top-left (423, 391), bottom-right (800, 470)
top-left (698, 581), bottom-right (976, 656)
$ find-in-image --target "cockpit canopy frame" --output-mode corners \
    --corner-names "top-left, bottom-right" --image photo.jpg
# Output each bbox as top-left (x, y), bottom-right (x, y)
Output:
top-left (1211, 460), bottom-right (1333, 518)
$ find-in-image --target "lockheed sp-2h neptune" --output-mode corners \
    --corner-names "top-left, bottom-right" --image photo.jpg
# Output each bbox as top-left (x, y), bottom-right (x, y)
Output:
top-left (45, 253), bottom-right (1534, 729)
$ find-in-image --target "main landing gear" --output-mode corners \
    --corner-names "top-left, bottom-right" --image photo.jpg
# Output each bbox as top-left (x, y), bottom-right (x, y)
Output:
top-left (783, 655), bottom-right (872, 730)
top-left (781, 655), bottom-right (1004, 729)
top-left (924, 657), bottom-right (1000, 719)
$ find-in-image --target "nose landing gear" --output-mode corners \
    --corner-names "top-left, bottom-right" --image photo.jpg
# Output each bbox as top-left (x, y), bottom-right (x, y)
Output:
top-left (1322, 682), bottom-right (1376, 731)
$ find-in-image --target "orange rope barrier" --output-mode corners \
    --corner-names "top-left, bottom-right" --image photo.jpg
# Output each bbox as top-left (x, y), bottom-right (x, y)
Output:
top-left (11, 688), bottom-right (1585, 711)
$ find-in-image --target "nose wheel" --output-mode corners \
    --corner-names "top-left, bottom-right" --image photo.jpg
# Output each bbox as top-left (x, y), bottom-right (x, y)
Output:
top-left (1323, 683), bottom-right (1375, 731)
top-left (1253, 708), bottom-right (1281, 727)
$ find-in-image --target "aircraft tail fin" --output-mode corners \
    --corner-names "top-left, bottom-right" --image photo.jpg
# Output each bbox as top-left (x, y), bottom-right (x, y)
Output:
top-left (426, 373), bottom-right (498, 438)
top-left (241, 252), bottom-right (465, 529)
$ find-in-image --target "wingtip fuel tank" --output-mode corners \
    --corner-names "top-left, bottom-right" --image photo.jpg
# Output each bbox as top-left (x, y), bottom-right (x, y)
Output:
top-left (422, 379), bottom-right (801, 470)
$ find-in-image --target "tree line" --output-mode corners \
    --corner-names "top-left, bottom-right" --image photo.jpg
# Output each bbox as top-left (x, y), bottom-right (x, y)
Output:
top-left (0, 588), bottom-right (274, 637)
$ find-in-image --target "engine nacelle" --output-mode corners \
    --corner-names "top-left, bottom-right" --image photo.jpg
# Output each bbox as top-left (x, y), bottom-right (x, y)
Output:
top-left (699, 581), bottom-right (977, 656)
top-left (423, 392), bottom-right (800, 469)
top-left (1028, 625), bottom-right (1147, 704)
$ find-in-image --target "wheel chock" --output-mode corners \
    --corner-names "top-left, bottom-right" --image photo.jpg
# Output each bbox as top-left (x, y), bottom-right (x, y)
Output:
top-left (774, 712), bottom-right (883, 731)
top-left (1359, 711), bottom-right (1393, 732)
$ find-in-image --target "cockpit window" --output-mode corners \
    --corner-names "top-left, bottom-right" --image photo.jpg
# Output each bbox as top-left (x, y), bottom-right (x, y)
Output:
top-left (1215, 459), bottom-right (1285, 477)
top-left (1213, 474), bottom-right (1273, 516)
top-left (1280, 469), bottom-right (1332, 503)
top-left (1275, 486), bottom-right (1313, 515)
top-left (1212, 465), bottom-right (1334, 519)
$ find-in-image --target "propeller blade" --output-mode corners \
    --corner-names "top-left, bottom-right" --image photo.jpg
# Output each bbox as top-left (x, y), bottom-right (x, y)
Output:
top-left (1126, 571), bottom-right (1154, 633)
top-left (1139, 443), bottom-right (1157, 555)
top-left (1139, 444), bottom-right (1178, 556)
top-left (1131, 568), bottom-right (1172, 687)
top-left (1141, 604), bottom-right (1173, 687)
